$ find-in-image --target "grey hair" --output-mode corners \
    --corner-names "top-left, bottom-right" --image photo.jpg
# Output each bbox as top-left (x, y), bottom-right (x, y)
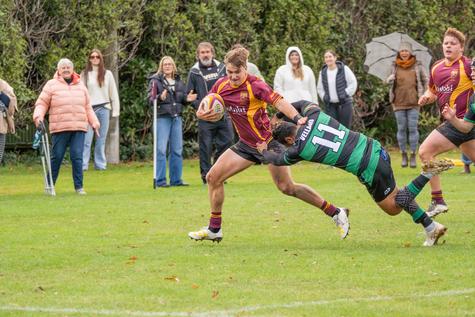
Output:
top-left (57, 58), bottom-right (74, 69)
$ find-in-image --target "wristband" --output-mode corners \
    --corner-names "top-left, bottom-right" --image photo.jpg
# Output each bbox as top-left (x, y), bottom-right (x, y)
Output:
top-left (292, 114), bottom-right (303, 124)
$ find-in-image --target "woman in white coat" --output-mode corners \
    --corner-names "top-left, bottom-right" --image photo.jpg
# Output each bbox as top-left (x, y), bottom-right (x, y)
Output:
top-left (273, 46), bottom-right (318, 104)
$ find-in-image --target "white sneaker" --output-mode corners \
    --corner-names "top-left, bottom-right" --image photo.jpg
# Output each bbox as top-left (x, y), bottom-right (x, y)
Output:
top-left (332, 208), bottom-right (350, 239)
top-left (426, 201), bottom-right (448, 218)
top-left (188, 227), bottom-right (223, 242)
top-left (75, 188), bottom-right (87, 195)
top-left (423, 222), bottom-right (447, 246)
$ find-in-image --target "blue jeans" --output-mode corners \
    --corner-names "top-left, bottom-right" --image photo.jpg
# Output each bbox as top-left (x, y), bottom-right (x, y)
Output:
top-left (394, 108), bottom-right (419, 153)
top-left (51, 131), bottom-right (85, 190)
top-left (83, 107), bottom-right (110, 170)
top-left (155, 116), bottom-right (184, 186)
top-left (462, 153), bottom-right (472, 165)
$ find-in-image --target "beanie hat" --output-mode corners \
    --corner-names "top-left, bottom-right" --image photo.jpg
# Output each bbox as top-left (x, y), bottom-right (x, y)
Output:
top-left (399, 42), bottom-right (413, 54)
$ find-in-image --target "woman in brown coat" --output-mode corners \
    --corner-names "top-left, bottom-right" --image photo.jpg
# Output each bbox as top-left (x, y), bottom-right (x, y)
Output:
top-left (386, 42), bottom-right (428, 168)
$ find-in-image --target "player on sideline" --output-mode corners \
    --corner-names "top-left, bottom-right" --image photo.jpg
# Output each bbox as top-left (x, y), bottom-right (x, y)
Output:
top-left (417, 28), bottom-right (475, 217)
top-left (188, 47), bottom-right (350, 242)
top-left (258, 100), bottom-right (453, 246)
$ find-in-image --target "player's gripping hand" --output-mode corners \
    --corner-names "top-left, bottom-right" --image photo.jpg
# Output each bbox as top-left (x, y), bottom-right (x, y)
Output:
top-left (256, 141), bottom-right (268, 154)
top-left (441, 103), bottom-right (456, 121)
top-left (196, 99), bottom-right (221, 122)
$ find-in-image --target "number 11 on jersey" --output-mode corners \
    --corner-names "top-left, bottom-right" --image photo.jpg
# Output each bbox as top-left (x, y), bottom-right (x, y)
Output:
top-left (311, 123), bottom-right (346, 152)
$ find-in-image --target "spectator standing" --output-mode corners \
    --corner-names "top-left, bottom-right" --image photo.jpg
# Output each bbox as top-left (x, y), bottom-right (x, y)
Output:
top-left (317, 50), bottom-right (357, 128)
top-left (33, 58), bottom-right (99, 195)
top-left (0, 78), bottom-right (17, 163)
top-left (386, 42), bottom-right (428, 168)
top-left (148, 56), bottom-right (196, 187)
top-left (186, 42), bottom-right (234, 184)
top-left (81, 49), bottom-right (120, 171)
top-left (274, 46), bottom-right (318, 104)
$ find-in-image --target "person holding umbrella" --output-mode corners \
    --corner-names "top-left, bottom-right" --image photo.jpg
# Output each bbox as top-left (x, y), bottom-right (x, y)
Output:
top-left (386, 42), bottom-right (428, 168)
top-left (418, 27), bottom-right (475, 217)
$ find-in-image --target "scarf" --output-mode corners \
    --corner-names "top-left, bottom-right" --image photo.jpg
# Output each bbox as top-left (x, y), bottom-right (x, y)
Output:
top-left (395, 56), bottom-right (416, 69)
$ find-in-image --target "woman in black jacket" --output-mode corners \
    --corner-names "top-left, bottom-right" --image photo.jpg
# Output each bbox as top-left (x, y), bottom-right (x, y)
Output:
top-left (148, 56), bottom-right (196, 187)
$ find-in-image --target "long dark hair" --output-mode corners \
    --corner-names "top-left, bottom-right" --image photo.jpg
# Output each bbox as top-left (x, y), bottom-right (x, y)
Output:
top-left (82, 48), bottom-right (106, 88)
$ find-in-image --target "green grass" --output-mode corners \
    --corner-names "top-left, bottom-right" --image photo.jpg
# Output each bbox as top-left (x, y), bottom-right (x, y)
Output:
top-left (1, 152), bottom-right (474, 316)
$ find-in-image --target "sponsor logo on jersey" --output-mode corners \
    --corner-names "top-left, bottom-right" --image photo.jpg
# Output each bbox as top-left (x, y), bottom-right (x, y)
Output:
top-left (436, 85), bottom-right (453, 93)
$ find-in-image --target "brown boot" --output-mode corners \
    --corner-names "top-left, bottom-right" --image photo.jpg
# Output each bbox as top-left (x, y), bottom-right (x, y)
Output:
top-left (410, 152), bottom-right (417, 168)
top-left (401, 152), bottom-right (408, 168)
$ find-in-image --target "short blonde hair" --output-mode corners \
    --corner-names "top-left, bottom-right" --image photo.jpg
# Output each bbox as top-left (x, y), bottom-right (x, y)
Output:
top-left (57, 58), bottom-right (73, 69)
top-left (157, 56), bottom-right (177, 78)
top-left (444, 27), bottom-right (466, 47)
top-left (224, 47), bottom-right (249, 69)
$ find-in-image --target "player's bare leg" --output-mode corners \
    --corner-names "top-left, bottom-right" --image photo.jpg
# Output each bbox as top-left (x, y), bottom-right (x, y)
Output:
top-left (188, 149), bottom-right (254, 242)
top-left (268, 164), bottom-right (350, 239)
top-left (419, 129), bottom-right (456, 217)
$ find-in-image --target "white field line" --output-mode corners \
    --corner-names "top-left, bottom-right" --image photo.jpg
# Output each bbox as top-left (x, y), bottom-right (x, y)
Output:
top-left (1, 288), bottom-right (474, 317)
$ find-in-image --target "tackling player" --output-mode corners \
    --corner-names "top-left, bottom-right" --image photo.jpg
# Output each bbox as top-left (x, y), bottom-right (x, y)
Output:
top-left (259, 100), bottom-right (453, 246)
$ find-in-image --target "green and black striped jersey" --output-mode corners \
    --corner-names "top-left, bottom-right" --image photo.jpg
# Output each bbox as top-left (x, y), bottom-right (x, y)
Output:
top-left (265, 100), bottom-right (382, 186)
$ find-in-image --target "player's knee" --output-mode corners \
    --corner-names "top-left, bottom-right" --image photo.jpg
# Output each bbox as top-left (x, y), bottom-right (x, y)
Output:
top-left (277, 182), bottom-right (296, 196)
top-left (418, 147), bottom-right (432, 161)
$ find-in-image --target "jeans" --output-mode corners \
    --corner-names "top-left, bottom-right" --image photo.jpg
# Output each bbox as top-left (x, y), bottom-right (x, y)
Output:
top-left (462, 153), bottom-right (472, 165)
top-left (394, 108), bottom-right (419, 153)
top-left (51, 131), bottom-right (85, 190)
top-left (0, 133), bottom-right (5, 163)
top-left (198, 116), bottom-right (234, 182)
top-left (83, 106), bottom-right (110, 170)
top-left (325, 98), bottom-right (353, 128)
top-left (155, 116), bottom-right (184, 186)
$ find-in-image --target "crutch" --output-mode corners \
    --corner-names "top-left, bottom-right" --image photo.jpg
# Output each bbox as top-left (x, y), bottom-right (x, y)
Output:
top-left (33, 121), bottom-right (56, 196)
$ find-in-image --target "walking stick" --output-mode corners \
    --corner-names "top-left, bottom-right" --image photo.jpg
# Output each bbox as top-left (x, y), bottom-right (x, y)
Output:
top-left (153, 97), bottom-right (158, 189)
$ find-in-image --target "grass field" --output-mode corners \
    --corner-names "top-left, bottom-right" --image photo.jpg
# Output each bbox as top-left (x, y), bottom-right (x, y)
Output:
top-left (1, 151), bottom-right (474, 317)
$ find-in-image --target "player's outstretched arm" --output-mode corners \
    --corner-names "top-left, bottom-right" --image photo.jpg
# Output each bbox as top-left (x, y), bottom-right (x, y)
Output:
top-left (441, 104), bottom-right (474, 133)
top-left (256, 142), bottom-right (294, 166)
top-left (274, 99), bottom-right (307, 125)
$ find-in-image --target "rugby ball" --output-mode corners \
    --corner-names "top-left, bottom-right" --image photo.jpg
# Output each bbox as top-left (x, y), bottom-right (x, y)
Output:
top-left (201, 93), bottom-right (225, 122)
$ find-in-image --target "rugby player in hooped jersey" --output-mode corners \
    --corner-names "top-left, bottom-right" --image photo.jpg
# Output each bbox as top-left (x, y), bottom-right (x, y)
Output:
top-left (188, 47), bottom-right (352, 242)
top-left (259, 100), bottom-right (453, 246)
top-left (417, 27), bottom-right (475, 218)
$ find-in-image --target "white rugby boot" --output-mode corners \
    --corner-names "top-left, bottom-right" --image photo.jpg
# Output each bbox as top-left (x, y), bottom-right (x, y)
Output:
top-left (423, 222), bottom-right (447, 247)
top-left (332, 208), bottom-right (350, 239)
top-left (188, 227), bottom-right (223, 243)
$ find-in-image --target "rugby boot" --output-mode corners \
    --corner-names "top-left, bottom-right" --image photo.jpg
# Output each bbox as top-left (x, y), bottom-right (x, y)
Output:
top-left (188, 227), bottom-right (223, 242)
top-left (426, 200), bottom-right (449, 218)
top-left (423, 222), bottom-right (447, 246)
top-left (422, 158), bottom-right (454, 175)
top-left (332, 208), bottom-right (350, 239)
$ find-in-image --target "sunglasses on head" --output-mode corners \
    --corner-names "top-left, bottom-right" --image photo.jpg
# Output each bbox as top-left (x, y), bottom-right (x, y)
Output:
top-left (90, 55), bottom-right (100, 59)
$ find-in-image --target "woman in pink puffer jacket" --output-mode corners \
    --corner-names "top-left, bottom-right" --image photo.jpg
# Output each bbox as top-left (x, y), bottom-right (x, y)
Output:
top-left (33, 58), bottom-right (100, 195)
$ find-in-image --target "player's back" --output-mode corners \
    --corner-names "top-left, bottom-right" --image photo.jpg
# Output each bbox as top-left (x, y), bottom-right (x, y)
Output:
top-left (296, 106), bottom-right (381, 183)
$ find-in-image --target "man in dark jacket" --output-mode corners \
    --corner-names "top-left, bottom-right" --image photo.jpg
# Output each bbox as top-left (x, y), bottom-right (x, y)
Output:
top-left (186, 42), bottom-right (234, 184)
